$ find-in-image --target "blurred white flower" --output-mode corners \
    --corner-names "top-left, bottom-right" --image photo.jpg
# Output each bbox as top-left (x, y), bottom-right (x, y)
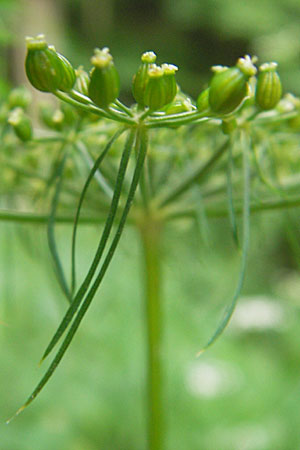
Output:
top-left (206, 421), bottom-right (282, 450)
top-left (185, 360), bottom-right (242, 398)
top-left (230, 296), bottom-right (284, 331)
top-left (275, 270), bottom-right (300, 307)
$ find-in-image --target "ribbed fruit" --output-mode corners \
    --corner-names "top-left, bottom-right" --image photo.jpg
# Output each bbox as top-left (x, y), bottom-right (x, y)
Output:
top-left (25, 35), bottom-right (75, 93)
top-left (255, 62), bottom-right (282, 110)
top-left (88, 48), bottom-right (120, 109)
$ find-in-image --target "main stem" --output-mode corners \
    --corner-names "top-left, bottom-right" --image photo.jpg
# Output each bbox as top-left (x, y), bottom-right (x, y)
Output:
top-left (139, 214), bottom-right (164, 450)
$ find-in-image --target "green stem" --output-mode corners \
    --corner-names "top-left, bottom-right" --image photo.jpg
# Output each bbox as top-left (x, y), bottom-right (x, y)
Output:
top-left (252, 110), bottom-right (299, 125)
top-left (146, 112), bottom-right (211, 128)
top-left (112, 99), bottom-right (134, 117)
top-left (136, 129), bottom-right (150, 209)
top-left (139, 215), bottom-right (164, 450)
top-left (3, 193), bottom-right (300, 225)
top-left (54, 90), bottom-right (135, 125)
top-left (0, 210), bottom-right (108, 224)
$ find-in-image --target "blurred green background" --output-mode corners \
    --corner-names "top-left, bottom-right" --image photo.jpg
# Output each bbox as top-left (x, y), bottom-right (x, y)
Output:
top-left (2, 1), bottom-right (300, 449)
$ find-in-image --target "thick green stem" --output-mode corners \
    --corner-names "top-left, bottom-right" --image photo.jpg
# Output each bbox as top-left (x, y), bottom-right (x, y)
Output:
top-left (139, 216), bottom-right (164, 450)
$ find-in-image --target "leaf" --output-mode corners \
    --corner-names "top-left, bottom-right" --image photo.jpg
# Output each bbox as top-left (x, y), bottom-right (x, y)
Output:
top-left (197, 130), bottom-right (251, 355)
top-left (8, 127), bottom-right (148, 420)
top-left (74, 140), bottom-right (114, 199)
top-left (226, 141), bottom-right (239, 247)
top-left (153, 149), bottom-right (177, 197)
top-left (185, 149), bottom-right (211, 247)
top-left (70, 129), bottom-right (124, 295)
top-left (47, 151), bottom-right (72, 302)
top-left (43, 128), bottom-right (128, 362)
top-left (193, 186), bottom-right (211, 247)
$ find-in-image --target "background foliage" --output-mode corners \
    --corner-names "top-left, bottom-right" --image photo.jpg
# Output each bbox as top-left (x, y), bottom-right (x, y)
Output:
top-left (1, 1), bottom-right (300, 449)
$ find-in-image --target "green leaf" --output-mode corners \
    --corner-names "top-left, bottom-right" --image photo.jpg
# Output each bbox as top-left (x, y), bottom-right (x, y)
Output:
top-left (47, 151), bottom-right (72, 302)
top-left (8, 127), bottom-right (148, 420)
top-left (74, 140), bottom-right (114, 199)
top-left (43, 128), bottom-right (128, 362)
top-left (197, 130), bottom-right (250, 355)
top-left (154, 150), bottom-right (177, 195)
top-left (227, 141), bottom-right (239, 247)
top-left (193, 186), bottom-right (211, 247)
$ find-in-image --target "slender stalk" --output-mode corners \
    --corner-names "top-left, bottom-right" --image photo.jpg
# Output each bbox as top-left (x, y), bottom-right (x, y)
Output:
top-left (54, 90), bottom-right (135, 125)
top-left (113, 99), bottom-right (134, 117)
top-left (0, 210), bottom-right (107, 224)
top-left (136, 129), bottom-right (151, 209)
top-left (146, 113), bottom-right (211, 128)
top-left (252, 110), bottom-right (299, 125)
top-left (139, 215), bottom-right (164, 450)
top-left (2, 192), bottom-right (300, 225)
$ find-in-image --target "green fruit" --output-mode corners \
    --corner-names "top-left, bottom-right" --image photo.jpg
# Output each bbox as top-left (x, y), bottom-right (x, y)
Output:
top-left (161, 64), bottom-right (178, 105)
top-left (255, 62), bottom-right (282, 110)
top-left (208, 55), bottom-right (257, 115)
top-left (143, 65), bottom-right (166, 111)
top-left (221, 117), bottom-right (237, 135)
top-left (25, 35), bottom-right (75, 93)
top-left (74, 66), bottom-right (90, 97)
top-left (55, 51), bottom-right (76, 92)
top-left (132, 51), bottom-right (156, 106)
top-left (196, 88), bottom-right (211, 113)
top-left (164, 98), bottom-right (193, 115)
top-left (8, 107), bottom-right (32, 141)
top-left (88, 48), bottom-right (120, 109)
top-left (209, 67), bottom-right (248, 115)
top-left (8, 87), bottom-right (32, 110)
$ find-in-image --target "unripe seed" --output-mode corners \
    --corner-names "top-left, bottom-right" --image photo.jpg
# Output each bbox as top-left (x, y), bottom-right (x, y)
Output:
top-left (196, 88), bottom-right (211, 114)
top-left (8, 107), bottom-right (32, 141)
top-left (39, 104), bottom-right (63, 131)
top-left (60, 103), bottom-right (77, 126)
top-left (88, 47), bottom-right (120, 109)
top-left (143, 64), bottom-right (166, 111)
top-left (8, 87), bottom-right (32, 110)
top-left (208, 55), bottom-right (257, 115)
top-left (222, 117), bottom-right (237, 135)
top-left (255, 62), bottom-right (282, 110)
top-left (55, 51), bottom-right (76, 92)
top-left (209, 68), bottom-right (247, 115)
top-left (25, 35), bottom-right (75, 93)
top-left (161, 63), bottom-right (178, 105)
top-left (74, 66), bottom-right (90, 97)
top-left (164, 97), bottom-right (193, 115)
top-left (132, 51), bottom-right (157, 106)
